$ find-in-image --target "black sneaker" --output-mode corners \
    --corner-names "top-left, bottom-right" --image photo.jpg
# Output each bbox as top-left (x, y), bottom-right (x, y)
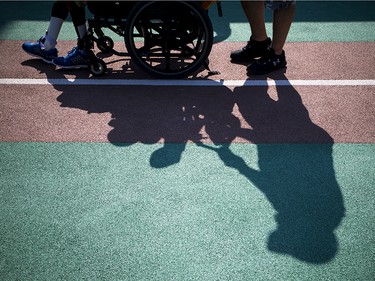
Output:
top-left (247, 48), bottom-right (287, 75)
top-left (230, 37), bottom-right (271, 62)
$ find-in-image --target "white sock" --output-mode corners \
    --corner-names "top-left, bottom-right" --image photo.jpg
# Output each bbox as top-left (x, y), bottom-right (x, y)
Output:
top-left (44, 17), bottom-right (64, 50)
top-left (77, 24), bottom-right (87, 39)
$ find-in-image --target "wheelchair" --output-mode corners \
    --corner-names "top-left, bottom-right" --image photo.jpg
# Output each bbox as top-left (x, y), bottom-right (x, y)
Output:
top-left (85, 1), bottom-right (218, 79)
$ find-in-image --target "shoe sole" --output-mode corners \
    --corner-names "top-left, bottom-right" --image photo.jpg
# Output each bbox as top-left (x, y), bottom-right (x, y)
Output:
top-left (247, 66), bottom-right (287, 75)
top-left (53, 64), bottom-right (89, 69)
top-left (22, 49), bottom-right (55, 64)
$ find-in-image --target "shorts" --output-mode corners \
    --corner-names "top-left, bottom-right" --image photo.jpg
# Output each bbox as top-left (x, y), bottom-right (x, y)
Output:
top-left (265, 0), bottom-right (296, 10)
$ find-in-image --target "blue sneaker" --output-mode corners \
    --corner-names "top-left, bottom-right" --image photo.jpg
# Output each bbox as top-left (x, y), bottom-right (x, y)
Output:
top-left (53, 47), bottom-right (91, 69)
top-left (22, 37), bottom-right (58, 64)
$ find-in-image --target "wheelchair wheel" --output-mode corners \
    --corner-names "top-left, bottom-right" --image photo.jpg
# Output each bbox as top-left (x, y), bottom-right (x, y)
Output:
top-left (89, 58), bottom-right (107, 76)
top-left (97, 36), bottom-right (114, 53)
top-left (124, 1), bottom-right (213, 79)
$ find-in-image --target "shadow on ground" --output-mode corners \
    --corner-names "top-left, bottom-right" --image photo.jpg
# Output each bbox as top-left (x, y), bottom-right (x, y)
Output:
top-left (54, 75), bottom-right (346, 264)
top-left (21, 57), bottom-right (346, 263)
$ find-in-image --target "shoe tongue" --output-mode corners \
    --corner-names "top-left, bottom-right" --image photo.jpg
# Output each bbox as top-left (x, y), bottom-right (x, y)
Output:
top-left (40, 35), bottom-right (56, 51)
top-left (258, 48), bottom-right (274, 62)
top-left (39, 38), bottom-right (46, 50)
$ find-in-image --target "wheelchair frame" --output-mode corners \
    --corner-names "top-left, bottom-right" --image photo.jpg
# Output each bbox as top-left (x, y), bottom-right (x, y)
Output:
top-left (86, 1), bottom-right (218, 79)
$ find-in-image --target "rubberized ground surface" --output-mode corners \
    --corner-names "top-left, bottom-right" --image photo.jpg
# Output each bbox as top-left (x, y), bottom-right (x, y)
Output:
top-left (0, 1), bottom-right (374, 280)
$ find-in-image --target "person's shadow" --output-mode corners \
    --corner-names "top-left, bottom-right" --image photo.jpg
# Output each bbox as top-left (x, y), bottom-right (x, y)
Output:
top-left (201, 71), bottom-right (346, 263)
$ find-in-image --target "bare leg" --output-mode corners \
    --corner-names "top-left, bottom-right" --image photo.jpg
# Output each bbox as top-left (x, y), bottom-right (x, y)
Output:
top-left (271, 2), bottom-right (296, 55)
top-left (241, 0), bottom-right (267, 41)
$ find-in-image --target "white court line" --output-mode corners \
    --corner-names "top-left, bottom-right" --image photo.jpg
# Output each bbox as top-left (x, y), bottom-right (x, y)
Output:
top-left (0, 78), bottom-right (375, 87)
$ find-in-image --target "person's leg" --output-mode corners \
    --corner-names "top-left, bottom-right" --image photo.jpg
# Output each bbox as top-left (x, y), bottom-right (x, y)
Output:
top-left (67, 1), bottom-right (88, 41)
top-left (43, 1), bottom-right (70, 50)
top-left (242, 0), bottom-right (267, 42)
top-left (22, 1), bottom-right (68, 63)
top-left (53, 1), bottom-right (92, 69)
top-left (271, 1), bottom-right (296, 55)
top-left (247, 0), bottom-right (296, 75)
top-left (230, 1), bottom-right (271, 62)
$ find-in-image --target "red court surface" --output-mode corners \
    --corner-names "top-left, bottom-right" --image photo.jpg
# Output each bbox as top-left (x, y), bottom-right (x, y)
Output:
top-left (1, 41), bottom-right (374, 144)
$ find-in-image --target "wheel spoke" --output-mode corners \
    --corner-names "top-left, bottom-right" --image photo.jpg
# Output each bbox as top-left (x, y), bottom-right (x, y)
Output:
top-left (124, 1), bottom-right (213, 78)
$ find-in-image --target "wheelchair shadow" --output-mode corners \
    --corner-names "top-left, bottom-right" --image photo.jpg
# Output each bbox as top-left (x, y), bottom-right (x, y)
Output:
top-left (49, 65), bottom-right (345, 264)
top-left (21, 57), bottom-right (151, 80)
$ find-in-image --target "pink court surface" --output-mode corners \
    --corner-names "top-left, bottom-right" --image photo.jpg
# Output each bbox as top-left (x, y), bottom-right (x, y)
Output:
top-left (0, 41), bottom-right (374, 144)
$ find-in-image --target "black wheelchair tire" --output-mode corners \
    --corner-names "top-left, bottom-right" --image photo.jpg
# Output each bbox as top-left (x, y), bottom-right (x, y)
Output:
top-left (124, 1), bottom-right (213, 79)
top-left (89, 59), bottom-right (107, 76)
top-left (97, 36), bottom-right (114, 53)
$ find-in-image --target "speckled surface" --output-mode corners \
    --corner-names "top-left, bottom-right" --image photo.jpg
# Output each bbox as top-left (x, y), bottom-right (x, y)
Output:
top-left (1, 1), bottom-right (374, 280)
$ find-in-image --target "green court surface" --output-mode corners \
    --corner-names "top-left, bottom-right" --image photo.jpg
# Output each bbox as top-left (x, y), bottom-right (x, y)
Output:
top-left (1, 142), bottom-right (374, 280)
top-left (1, 1), bottom-right (375, 281)
top-left (1, 1), bottom-right (375, 42)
